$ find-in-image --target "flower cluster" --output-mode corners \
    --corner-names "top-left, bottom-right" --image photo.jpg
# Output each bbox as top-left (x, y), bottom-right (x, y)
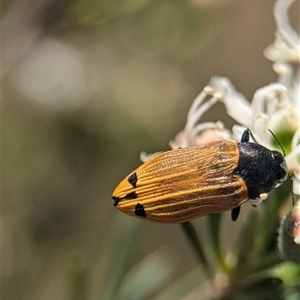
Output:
top-left (169, 0), bottom-right (300, 196)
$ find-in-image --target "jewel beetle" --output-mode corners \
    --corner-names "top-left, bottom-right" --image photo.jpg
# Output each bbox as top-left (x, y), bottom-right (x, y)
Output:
top-left (112, 129), bottom-right (288, 223)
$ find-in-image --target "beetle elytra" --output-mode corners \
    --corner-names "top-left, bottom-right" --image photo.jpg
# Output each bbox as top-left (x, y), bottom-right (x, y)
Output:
top-left (112, 129), bottom-right (288, 223)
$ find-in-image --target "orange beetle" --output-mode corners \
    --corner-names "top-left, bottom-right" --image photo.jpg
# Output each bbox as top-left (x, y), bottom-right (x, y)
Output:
top-left (112, 129), bottom-right (288, 223)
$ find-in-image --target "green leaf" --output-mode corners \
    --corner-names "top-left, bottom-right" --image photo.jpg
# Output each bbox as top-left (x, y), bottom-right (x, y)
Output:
top-left (181, 221), bottom-right (212, 278)
top-left (114, 247), bottom-right (178, 300)
top-left (150, 266), bottom-right (207, 300)
top-left (89, 215), bottom-right (141, 300)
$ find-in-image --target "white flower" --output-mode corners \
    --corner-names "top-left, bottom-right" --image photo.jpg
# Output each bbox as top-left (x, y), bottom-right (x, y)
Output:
top-left (168, 0), bottom-right (300, 195)
top-left (207, 75), bottom-right (299, 195)
top-left (169, 86), bottom-right (232, 150)
top-left (264, 0), bottom-right (300, 63)
top-left (169, 74), bottom-right (299, 195)
top-left (141, 0), bottom-right (299, 194)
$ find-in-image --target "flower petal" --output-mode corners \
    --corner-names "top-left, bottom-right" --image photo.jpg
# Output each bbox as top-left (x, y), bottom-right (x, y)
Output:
top-left (264, 0), bottom-right (300, 62)
top-left (208, 77), bottom-right (252, 127)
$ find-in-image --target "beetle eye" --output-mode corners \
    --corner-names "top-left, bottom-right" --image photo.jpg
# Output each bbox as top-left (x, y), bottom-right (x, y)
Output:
top-left (279, 159), bottom-right (288, 183)
top-left (271, 150), bottom-right (288, 183)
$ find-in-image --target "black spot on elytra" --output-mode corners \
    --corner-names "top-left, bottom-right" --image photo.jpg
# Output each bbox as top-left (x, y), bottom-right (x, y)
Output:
top-left (125, 191), bottom-right (137, 199)
top-left (128, 172), bottom-right (138, 188)
top-left (112, 192), bottom-right (137, 206)
top-left (135, 203), bottom-right (146, 217)
top-left (112, 196), bottom-right (120, 206)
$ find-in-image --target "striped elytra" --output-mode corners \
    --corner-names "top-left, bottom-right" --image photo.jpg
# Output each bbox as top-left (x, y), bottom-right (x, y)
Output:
top-left (112, 129), bottom-right (288, 223)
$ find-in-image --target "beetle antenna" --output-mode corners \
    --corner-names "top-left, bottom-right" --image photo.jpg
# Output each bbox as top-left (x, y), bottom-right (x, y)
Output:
top-left (249, 130), bottom-right (258, 143)
top-left (268, 129), bottom-right (286, 157)
top-left (288, 174), bottom-right (295, 206)
top-left (268, 129), bottom-right (294, 205)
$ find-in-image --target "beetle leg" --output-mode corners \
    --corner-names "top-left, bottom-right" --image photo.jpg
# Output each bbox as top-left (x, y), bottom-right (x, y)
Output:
top-left (231, 206), bottom-right (241, 221)
top-left (249, 193), bottom-right (268, 206)
top-left (241, 129), bottom-right (250, 143)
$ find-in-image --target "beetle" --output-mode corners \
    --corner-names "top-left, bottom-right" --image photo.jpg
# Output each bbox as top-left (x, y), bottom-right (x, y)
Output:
top-left (112, 129), bottom-right (288, 223)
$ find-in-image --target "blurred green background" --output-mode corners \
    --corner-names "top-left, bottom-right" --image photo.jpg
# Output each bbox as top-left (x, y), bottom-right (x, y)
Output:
top-left (2, 0), bottom-right (299, 300)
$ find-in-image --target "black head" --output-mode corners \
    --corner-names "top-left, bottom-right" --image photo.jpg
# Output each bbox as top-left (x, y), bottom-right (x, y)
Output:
top-left (236, 143), bottom-right (288, 199)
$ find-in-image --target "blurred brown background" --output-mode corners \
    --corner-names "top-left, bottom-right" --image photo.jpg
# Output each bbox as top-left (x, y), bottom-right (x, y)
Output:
top-left (2, 0), bottom-right (299, 299)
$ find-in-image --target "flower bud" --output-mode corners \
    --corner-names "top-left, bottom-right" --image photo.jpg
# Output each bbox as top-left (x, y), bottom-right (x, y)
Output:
top-left (278, 200), bottom-right (300, 264)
